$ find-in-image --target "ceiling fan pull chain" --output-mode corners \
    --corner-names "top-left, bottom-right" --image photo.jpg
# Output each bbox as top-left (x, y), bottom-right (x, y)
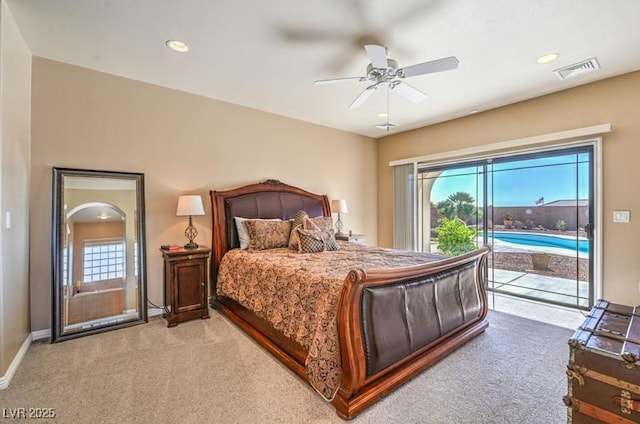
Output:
top-left (386, 82), bottom-right (390, 130)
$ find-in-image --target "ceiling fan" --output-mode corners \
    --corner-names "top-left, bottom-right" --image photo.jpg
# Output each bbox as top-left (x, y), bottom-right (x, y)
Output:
top-left (314, 44), bottom-right (459, 109)
top-left (278, 0), bottom-right (439, 73)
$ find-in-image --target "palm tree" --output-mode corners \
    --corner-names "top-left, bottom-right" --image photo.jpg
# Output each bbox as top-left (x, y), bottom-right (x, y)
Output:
top-left (437, 192), bottom-right (477, 223)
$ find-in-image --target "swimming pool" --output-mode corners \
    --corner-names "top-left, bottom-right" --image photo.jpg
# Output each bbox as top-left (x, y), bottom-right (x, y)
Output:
top-left (484, 232), bottom-right (589, 253)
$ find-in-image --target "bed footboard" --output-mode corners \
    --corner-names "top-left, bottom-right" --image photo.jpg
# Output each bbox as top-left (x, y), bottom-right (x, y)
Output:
top-left (334, 246), bottom-right (490, 419)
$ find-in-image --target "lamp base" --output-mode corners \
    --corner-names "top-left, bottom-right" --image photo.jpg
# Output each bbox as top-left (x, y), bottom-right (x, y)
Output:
top-left (183, 216), bottom-right (199, 249)
top-left (335, 214), bottom-right (344, 236)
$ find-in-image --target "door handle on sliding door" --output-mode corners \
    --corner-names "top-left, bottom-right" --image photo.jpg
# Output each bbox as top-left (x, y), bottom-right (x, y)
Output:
top-left (584, 223), bottom-right (594, 240)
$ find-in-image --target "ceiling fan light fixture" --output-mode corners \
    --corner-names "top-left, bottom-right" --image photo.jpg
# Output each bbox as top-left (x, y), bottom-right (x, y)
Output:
top-left (166, 39), bottom-right (190, 53)
top-left (375, 122), bottom-right (398, 131)
top-left (317, 44), bottom-right (458, 113)
top-left (536, 53), bottom-right (558, 64)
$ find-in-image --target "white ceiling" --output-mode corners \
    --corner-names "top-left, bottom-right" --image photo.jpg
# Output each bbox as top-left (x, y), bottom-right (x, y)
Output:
top-left (7, 0), bottom-right (640, 138)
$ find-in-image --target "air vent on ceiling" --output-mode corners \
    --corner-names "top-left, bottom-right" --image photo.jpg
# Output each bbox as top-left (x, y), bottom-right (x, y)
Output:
top-left (553, 58), bottom-right (600, 80)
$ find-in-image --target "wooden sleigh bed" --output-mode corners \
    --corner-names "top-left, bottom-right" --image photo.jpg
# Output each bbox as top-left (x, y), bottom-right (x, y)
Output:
top-left (210, 180), bottom-right (490, 419)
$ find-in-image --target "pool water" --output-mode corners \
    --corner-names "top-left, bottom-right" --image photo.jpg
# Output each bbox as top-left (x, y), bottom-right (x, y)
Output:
top-left (483, 232), bottom-right (589, 253)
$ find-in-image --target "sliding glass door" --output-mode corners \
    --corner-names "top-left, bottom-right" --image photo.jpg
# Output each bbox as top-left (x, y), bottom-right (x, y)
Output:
top-left (417, 146), bottom-right (594, 310)
top-left (417, 164), bottom-right (485, 255)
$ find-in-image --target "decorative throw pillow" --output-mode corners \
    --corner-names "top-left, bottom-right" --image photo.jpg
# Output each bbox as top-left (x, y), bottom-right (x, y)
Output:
top-left (322, 230), bottom-right (339, 251)
top-left (234, 217), bottom-right (281, 249)
top-left (288, 210), bottom-right (308, 250)
top-left (307, 216), bottom-right (334, 233)
top-left (296, 227), bottom-right (339, 253)
top-left (244, 220), bottom-right (292, 250)
top-left (298, 218), bottom-right (339, 252)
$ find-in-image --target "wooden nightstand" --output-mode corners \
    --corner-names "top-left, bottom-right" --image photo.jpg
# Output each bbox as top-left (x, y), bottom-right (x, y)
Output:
top-left (161, 246), bottom-right (211, 327)
top-left (335, 233), bottom-right (366, 244)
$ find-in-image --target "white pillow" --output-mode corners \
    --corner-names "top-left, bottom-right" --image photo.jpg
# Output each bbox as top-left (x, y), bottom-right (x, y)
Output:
top-left (234, 217), bottom-right (281, 249)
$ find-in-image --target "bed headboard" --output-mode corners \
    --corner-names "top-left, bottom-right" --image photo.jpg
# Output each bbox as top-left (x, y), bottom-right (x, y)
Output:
top-left (209, 179), bottom-right (330, 298)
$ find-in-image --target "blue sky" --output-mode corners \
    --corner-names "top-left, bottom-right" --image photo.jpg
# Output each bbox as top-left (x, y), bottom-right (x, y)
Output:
top-left (428, 154), bottom-right (590, 207)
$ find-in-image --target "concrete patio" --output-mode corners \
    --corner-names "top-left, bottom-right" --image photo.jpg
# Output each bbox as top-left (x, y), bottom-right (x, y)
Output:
top-left (488, 268), bottom-right (589, 308)
top-left (483, 233), bottom-right (590, 329)
top-left (488, 291), bottom-right (586, 330)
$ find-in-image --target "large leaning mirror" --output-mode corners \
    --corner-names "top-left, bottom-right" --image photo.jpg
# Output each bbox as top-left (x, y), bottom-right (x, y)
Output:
top-left (52, 168), bottom-right (147, 342)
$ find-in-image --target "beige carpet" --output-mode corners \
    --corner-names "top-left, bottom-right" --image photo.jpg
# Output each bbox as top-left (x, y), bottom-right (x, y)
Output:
top-left (0, 310), bottom-right (572, 423)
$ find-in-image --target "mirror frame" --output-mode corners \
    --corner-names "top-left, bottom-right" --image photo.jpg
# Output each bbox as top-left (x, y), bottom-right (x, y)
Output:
top-left (52, 167), bottom-right (148, 342)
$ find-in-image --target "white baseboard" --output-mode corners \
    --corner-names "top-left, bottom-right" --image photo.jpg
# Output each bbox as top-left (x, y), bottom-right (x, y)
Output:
top-left (31, 328), bottom-right (51, 341)
top-left (148, 307), bottom-right (164, 318)
top-left (0, 333), bottom-right (32, 390)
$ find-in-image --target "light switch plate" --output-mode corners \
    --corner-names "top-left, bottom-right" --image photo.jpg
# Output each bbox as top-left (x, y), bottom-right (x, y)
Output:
top-left (613, 210), bottom-right (630, 223)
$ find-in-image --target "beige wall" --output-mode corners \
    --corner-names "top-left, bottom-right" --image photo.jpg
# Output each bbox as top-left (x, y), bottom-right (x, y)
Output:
top-left (0, 0), bottom-right (31, 378)
top-left (30, 58), bottom-right (378, 331)
top-left (378, 71), bottom-right (640, 305)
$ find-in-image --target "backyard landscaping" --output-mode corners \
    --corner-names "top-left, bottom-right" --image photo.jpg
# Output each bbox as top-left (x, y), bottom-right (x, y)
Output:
top-left (428, 192), bottom-right (590, 284)
top-left (430, 225), bottom-right (589, 282)
top-left (487, 226), bottom-right (589, 282)
top-left (489, 251), bottom-right (588, 282)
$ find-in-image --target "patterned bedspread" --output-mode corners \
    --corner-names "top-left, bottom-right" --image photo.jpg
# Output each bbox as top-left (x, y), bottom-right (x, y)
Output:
top-left (216, 241), bottom-right (444, 401)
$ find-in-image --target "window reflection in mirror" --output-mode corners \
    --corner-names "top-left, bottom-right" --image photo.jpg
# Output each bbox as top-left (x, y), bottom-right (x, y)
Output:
top-left (53, 168), bottom-right (147, 342)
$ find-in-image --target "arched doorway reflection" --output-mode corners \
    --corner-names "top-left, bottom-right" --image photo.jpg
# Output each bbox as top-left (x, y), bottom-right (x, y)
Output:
top-left (63, 202), bottom-right (136, 329)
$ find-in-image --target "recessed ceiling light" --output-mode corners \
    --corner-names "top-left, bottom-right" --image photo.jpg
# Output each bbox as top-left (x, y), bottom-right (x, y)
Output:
top-left (166, 39), bottom-right (189, 53)
top-left (378, 112), bottom-right (388, 118)
top-left (536, 53), bottom-right (558, 64)
top-left (469, 109), bottom-right (479, 115)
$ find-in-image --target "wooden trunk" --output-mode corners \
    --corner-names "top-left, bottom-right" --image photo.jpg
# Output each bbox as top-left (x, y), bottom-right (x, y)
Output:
top-left (564, 300), bottom-right (640, 423)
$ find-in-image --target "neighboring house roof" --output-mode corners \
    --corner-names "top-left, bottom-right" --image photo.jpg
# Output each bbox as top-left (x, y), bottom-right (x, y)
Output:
top-left (541, 199), bottom-right (589, 207)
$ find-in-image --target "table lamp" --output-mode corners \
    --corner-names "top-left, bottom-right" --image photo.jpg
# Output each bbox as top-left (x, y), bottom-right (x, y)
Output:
top-left (331, 199), bottom-right (348, 236)
top-left (176, 195), bottom-right (205, 248)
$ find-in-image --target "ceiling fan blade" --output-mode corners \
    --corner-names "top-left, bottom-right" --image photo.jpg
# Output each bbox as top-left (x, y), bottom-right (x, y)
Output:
top-left (385, 0), bottom-right (441, 28)
top-left (364, 44), bottom-right (388, 69)
top-left (391, 81), bottom-right (426, 103)
top-left (326, 44), bottom-right (363, 73)
top-left (349, 85), bottom-right (376, 109)
top-left (278, 26), bottom-right (354, 43)
top-left (350, 0), bottom-right (369, 27)
top-left (399, 56), bottom-right (459, 78)
top-left (314, 76), bottom-right (366, 85)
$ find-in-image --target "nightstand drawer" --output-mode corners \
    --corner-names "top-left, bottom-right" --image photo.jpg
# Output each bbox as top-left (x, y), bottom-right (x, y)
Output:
top-left (336, 234), bottom-right (366, 244)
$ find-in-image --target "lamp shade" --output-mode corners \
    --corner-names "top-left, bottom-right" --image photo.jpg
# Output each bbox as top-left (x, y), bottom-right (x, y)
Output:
top-left (331, 199), bottom-right (348, 214)
top-left (176, 195), bottom-right (205, 216)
